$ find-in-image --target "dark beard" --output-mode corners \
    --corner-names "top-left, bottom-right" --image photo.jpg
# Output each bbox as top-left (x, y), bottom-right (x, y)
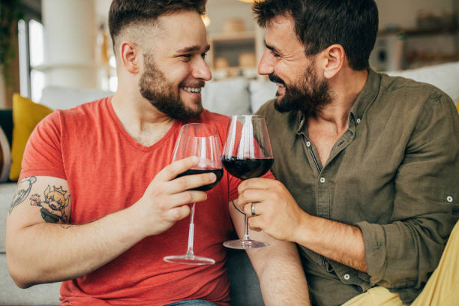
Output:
top-left (270, 65), bottom-right (331, 117)
top-left (139, 53), bottom-right (203, 121)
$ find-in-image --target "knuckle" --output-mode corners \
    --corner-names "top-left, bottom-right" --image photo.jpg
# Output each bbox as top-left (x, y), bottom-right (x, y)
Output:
top-left (183, 192), bottom-right (194, 204)
top-left (176, 177), bottom-right (188, 190)
top-left (171, 208), bottom-right (182, 220)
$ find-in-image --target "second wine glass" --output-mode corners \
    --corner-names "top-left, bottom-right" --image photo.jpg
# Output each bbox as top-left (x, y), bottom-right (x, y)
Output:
top-left (163, 123), bottom-right (223, 265)
top-left (221, 115), bottom-right (274, 249)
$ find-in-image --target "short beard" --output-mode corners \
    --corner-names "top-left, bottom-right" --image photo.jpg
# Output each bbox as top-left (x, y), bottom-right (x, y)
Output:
top-left (271, 65), bottom-right (331, 117)
top-left (139, 53), bottom-right (203, 121)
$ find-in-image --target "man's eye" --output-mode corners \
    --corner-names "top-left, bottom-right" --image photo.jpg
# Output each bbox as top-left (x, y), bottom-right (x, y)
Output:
top-left (180, 54), bottom-right (192, 59)
top-left (201, 52), bottom-right (208, 59)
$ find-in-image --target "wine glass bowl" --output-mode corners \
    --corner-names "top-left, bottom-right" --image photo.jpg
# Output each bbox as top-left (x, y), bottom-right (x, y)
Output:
top-left (221, 115), bottom-right (274, 249)
top-left (163, 123), bottom-right (223, 265)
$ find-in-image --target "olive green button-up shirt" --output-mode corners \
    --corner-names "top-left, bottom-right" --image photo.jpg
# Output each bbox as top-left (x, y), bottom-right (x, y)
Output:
top-left (256, 69), bottom-right (459, 305)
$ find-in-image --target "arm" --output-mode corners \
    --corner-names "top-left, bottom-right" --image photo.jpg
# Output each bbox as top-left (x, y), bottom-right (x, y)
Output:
top-left (237, 179), bottom-right (367, 272)
top-left (229, 200), bottom-right (310, 306)
top-left (6, 156), bottom-right (217, 288)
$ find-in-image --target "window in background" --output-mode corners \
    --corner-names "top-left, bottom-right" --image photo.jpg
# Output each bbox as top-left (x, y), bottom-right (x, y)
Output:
top-left (18, 18), bottom-right (45, 103)
top-left (29, 19), bottom-right (45, 102)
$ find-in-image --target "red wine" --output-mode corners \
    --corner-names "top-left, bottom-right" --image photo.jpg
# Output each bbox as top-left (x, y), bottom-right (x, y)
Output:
top-left (176, 168), bottom-right (223, 191)
top-left (221, 157), bottom-right (274, 180)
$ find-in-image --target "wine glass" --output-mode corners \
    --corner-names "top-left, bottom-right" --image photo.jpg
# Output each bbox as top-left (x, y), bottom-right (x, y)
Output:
top-left (163, 123), bottom-right (223, 265)
top-left (221, 115), bottom-right (274, 249)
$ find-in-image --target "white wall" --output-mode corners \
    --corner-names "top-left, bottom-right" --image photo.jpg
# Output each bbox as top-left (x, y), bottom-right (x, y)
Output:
top-left (376, 0), bottom-right (455, 29)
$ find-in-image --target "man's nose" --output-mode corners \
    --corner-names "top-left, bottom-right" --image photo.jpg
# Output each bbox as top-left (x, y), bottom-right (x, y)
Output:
top-left (258, 50), bottom-right (274, 76)
top-left (192, 57), bottom-right (212, 81)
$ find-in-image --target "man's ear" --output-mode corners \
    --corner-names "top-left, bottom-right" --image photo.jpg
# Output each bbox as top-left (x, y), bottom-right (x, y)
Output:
top-left (120, 41), bottom-right (141, 74)
top-left (321, 44), bottom-right (345, 79)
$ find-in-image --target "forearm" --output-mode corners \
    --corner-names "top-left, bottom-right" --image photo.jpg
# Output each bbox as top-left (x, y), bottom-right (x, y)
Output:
top-left (249, 240), bottom-right (310, 306)
top-left (6, 205), bottom-right (143, 288)
top-left (229, 201), bottom-right (310, 304)
top-left (295, 213), bottom-right (367, 272)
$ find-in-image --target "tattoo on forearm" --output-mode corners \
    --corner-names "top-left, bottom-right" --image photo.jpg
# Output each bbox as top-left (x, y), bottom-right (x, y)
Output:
top-left (9, 176), bottom-right (37, 214)
top-left (30, 185), bottom-right (70, 223)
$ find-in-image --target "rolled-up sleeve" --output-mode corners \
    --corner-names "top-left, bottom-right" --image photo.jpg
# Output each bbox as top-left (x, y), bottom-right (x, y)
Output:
top-left (357, 92), bottom-right (459, 288)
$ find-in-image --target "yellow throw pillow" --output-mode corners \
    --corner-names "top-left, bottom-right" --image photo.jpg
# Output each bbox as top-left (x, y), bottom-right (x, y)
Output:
top-left (456, 101), bottom-right (459, 114)
top-left (9, 93), bottom-right (53, 181)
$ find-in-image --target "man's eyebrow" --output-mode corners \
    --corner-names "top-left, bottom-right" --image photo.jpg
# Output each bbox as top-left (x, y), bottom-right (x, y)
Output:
top-left (176, 44), bottom-right (210, 53)
top-left (265, 41), bottom-right (280, 54)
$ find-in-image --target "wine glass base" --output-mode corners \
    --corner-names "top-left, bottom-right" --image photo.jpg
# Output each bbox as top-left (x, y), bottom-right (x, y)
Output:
top-left (223, 239), bottom-right (269, 249)
top-left (163, 254), bottom-right (215, 265)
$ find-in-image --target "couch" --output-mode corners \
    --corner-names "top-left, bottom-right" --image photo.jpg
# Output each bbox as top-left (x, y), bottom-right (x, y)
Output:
top-left (1, 61), bottom-right (459, 305)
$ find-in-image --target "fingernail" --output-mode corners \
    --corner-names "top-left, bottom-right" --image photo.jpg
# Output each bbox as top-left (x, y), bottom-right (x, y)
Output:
top-left (209, 173), bottom-right (216, 181)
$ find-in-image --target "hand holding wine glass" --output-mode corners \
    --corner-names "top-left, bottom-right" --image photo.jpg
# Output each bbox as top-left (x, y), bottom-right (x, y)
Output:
top-left (221, 115), bottom-right (274, 249)
top-left (163, 123), bottom-right (223, 265)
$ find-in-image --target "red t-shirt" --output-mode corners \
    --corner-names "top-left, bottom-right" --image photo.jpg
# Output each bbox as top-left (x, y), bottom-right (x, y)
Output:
top-left (20, 98), bottom-right (243, 306)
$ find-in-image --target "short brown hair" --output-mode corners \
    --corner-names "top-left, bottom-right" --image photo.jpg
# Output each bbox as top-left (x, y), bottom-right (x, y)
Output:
top-left (108, 0), bottom-right (207, 47)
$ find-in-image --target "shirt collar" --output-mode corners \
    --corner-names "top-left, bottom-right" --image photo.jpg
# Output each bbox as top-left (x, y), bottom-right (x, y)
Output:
top-left (349, 68), bottom-right (381, 124)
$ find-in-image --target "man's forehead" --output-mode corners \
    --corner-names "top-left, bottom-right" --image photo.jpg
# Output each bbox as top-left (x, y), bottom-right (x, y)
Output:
top-left (153, 11), bottom-right (208, 49)
top-left (265, 15), bottom-right (303, 51)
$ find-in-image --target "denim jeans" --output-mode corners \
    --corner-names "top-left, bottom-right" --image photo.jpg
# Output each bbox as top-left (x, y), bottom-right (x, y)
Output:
top-left (165, 300), bottom-right (218, 306)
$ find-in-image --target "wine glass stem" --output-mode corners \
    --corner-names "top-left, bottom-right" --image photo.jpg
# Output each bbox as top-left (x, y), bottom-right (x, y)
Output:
top-left (186, 203), bottom-right (196, 256)
top-left (244, 214), bottom-right (250, 241)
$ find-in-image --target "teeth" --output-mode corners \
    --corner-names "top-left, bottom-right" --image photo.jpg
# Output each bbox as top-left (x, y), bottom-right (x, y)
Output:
top-left (183, 87), bottom-right (201, 93)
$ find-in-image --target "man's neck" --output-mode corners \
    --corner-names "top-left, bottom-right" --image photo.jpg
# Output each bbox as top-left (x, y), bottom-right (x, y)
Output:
top-left (306, 69), bottom-right (368, 166)
top-left (312, 69), bottom-right (368, 134)
top-left (111, 90), bottom-right (175, 147)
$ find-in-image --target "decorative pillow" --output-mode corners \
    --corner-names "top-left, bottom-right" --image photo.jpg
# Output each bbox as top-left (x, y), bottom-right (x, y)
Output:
top-left (201, 78), bottom-right (251, 116)
top-left (0, 126), bottom-right (11, 182)
top-left (9, 93), bottom-right (53, 181)
top-left (249, 80), bottom-right (277, 113)
top-left (386, 61), bottom-right (459, 104)
top-left (40, 85), bottom-right (113, 110)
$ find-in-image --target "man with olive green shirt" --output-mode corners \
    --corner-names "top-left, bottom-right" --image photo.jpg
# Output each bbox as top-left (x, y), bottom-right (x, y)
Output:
top-left (237, 0), bottom-right (459, 305)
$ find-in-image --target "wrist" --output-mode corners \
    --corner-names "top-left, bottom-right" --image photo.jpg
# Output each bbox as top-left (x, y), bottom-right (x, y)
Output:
top-left (291, 211), bottom-right (311, 245)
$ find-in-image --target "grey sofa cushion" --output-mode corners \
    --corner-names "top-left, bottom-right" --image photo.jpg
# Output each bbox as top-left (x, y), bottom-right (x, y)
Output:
top-left (0, 255), bottom-right (61, 305)
top-left (1, 183), bottom-right (17, 253)
top-left (227, 248), bottom-right (264, 306)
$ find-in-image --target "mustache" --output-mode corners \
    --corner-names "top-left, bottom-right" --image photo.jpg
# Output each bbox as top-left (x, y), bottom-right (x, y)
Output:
top-left (180, 81), bottom-right (206, 88)
top-left (269, 74), bottom-right (285, 86)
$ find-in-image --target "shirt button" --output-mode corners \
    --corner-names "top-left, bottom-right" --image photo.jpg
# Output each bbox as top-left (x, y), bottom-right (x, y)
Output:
top-left (320, 177), bottom-right (326, 183)
top-left (306, 141), bottom-right (311, 147)
top-left (447, 196), bottom-right (453, 203)
top-left (343, 274), bottom-right (350, 281)
top-left (356, 118), bottom-right (361, 124)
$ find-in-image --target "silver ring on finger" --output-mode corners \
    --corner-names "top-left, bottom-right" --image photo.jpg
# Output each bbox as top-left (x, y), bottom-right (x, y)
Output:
top-left (251, 203), bottom-right (256, 216)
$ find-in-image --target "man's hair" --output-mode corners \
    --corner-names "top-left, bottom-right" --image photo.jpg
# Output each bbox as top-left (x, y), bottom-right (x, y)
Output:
top-left (108, 0), bottom-right (207, 48)
top-left (253, 0), bottom-right (379, 70)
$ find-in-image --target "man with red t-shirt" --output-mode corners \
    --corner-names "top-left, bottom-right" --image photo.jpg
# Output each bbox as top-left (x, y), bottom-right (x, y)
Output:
top-left (6, 1), bottom-right (310, 305)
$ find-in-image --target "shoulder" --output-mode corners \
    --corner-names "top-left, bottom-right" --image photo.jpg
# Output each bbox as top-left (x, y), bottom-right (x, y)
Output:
top-left (40, 97), bottom-right (110, 130)
top-left (379, 73), bottom-right (454, 109)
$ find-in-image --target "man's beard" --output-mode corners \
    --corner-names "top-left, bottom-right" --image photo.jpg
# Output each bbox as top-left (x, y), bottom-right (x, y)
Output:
top-left (139, 53), bottom-right (204, 120)
top-left (270, 65), bottom-right (331, 117)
